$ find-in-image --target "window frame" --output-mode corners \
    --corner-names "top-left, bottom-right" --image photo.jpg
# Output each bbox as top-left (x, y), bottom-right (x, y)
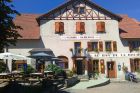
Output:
top-left (55, 22), bottom-right (64, 34)
top-left (96, 21), bottom-right (106, 33)
top-left (105, 41), bottom-right (112, 52)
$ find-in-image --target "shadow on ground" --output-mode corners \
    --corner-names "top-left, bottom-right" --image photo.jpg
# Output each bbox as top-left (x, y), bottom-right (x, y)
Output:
top-left (0, 82), bottom-right (70, 93)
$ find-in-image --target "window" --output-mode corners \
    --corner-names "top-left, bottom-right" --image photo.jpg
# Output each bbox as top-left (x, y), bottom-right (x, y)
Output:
top-left (92, 60), bottom-right (99, 73)
top-left (76, 22), bottom-right (85, 33)
top-left (55, 22), bottom-right (64, 34)
top-left (74, 42), bottom-right (81, 56)
top-left (129, 41), bottom-right (140, 51)
top-left (105, 41), bottom-right (117, 52)
top-left (87, 41), bottom-right (103, 52)
top-left (105, 41), bottom-right (112, 51)
top-left (79, 7), bottom-right (85, 14)
top-left (96, 21), bottom-right (105, 33)
top-left (74, 7), bottom-right (85, 14)
top-left (92, 42), bottom-right (98, 52)
top-left (130, 59), bottom-right (140, 72)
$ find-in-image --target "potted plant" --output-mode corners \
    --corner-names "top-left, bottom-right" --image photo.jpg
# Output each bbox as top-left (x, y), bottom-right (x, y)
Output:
top-left (93, 48), bottom-right (98, 52)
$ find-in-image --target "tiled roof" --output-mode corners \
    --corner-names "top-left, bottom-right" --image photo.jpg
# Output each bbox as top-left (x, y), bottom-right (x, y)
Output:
top-left (119, 15), bottom-right (140, 39)
top-left (14, 14), bottom-right (40, 39)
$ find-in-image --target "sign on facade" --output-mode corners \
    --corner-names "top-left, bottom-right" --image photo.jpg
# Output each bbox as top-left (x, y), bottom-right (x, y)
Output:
top-left (60, 35), bottom-right (100, 40)
top-left (90, 53), bottom-right (140, 58)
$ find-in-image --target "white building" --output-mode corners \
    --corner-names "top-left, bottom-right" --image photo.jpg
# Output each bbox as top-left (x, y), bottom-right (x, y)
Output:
top-left (8, 0), bottom-right (140, 79)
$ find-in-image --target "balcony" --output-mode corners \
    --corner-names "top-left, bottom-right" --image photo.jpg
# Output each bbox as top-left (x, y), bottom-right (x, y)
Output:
top-left (70, 48), bottom-right (87, 57)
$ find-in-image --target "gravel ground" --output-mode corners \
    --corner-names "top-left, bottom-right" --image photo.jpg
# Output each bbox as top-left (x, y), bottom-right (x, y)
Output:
top-left (64, 82), bottom-right (140, 93)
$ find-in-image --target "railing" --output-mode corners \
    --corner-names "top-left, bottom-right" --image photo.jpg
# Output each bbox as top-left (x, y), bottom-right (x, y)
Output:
top-left (70, 48), bottom-right (87, 57)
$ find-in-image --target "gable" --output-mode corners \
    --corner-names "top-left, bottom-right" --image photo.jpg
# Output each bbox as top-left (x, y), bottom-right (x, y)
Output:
top-left (37, 0), bottom-right (122, 21)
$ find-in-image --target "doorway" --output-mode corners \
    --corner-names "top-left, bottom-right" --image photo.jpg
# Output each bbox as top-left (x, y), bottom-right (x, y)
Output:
top-left (107, 61), bottom-right (116, 78)
top-left (76, 60), bottom-right (83, 75)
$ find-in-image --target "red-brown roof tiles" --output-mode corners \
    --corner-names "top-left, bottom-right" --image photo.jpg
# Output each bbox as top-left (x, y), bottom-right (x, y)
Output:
top-left (14, 14), bottom-right (41, 39)
top-left (119, 15), bottom-right (140, 39)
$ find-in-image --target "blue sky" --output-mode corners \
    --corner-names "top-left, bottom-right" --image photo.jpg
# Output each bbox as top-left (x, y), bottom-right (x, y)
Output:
top-left (13, 0), bottom-right (140, 21)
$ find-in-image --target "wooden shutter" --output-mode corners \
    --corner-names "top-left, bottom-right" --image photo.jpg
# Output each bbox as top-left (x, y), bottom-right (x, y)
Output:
top-left (87, 42), bottom-right (92, 51)
top-left (55, 22), bottom-right (60, 33)
top-left (100, 59), bottom-right (105, 74)
top-left (80, 22), bottom-right (85, 33)
top-left (113, 41), bottom-right (117, 51)
top-left (96, 22), bottom-right (105, 32)
top-left (59, 22), bottom-right (64, 33)
top-left (76, 22), bottom-right (81, 33)
top-left (99, 41), bottom-right (103, 52)
top-left (130, 59), bottom-right (134, 72)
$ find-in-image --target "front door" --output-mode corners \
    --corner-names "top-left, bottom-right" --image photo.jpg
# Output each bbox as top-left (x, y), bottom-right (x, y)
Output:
top-left (76, 60), bottom-right (83, 75)
top-left (107, 61), bottom-right (116, 78)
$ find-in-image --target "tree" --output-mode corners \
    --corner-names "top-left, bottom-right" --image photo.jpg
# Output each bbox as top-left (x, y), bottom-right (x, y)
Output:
top-left (0, 60), bottom-right (6, 73)
top-left (0, 0), bottom-right (22, 52)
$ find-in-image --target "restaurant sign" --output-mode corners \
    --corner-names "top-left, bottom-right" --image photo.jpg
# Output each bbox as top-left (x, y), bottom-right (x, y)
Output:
top-left (60, 35), bottom-right (100, 40)
top-left (90, 53), bottom-right (140, 58)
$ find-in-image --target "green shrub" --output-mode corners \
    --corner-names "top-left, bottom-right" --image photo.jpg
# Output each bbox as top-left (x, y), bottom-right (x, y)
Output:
top-left (0, 60), bottom-right (7, 73)
top-left (22, 64), bottom-right (35, 74)
top-left (45, 64), bottom-right (63, 75)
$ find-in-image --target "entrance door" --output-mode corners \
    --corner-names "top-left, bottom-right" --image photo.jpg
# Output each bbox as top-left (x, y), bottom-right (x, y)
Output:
top-left (107, 62), bottom-right (116, 78)
top-left (76, 60), bottom-right (83, 75)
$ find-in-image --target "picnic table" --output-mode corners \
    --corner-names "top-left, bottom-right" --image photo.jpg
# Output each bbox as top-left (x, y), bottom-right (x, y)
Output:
top-left (0, 73), bottom-right (11, 80)
top-left (44, 71), bottom-right (54, 79)
top-left (30, 73), bottom-right (44, 78)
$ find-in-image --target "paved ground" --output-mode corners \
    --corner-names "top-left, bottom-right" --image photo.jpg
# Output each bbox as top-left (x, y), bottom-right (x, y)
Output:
top-left (70, 78), bottom-right (109, 89)
top-left (63, 82), bottom-right (140, 93)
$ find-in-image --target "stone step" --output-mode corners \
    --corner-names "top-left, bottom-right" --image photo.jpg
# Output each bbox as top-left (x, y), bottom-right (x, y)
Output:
top-left (80, 78), bottom-right (89, 82)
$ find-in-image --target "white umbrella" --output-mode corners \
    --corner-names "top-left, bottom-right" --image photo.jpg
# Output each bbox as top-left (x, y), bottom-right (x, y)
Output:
top-left (0, 52), bottom-right (27, 60)
top-left (0, 52), bottom-right (28, 72)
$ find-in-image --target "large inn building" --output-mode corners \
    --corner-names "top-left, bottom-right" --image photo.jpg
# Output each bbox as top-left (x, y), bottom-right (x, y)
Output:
top-left (7, 0), bottom-right (140, 79)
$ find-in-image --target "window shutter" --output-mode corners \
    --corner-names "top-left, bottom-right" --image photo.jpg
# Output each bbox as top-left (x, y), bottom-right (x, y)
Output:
top-left (87, 42), bottom-right (92, 51)
top-left (76, 22), bottom-right (81, 33)
top-left (59, 22), bottom-right (64, 33)
top-left (55, 22), bottom-right (60, 33)
top-left (99, 41), bottom-right (103, 52)
top-left (113, 41), bottom-right (117, 51)
top-left (130, 59), bottom-right (134, 72)
top-left (96, 22), bottom-right (105, 32)
top-left (100, 59), bottom-right (105, 74)
top-left (80, 22), bottom-right (85, 33)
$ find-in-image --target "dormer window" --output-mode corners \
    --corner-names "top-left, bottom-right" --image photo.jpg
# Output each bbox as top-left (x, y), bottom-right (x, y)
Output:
top-left (74, 7), bottom-right (85, 14)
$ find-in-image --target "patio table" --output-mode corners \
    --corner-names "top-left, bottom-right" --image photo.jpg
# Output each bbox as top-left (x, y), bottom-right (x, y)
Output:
top-left (30, 73), bottom-right (44, 78)
top-left (44, 71), bottom-right (54, 79)
top-left (0, 73), bottom-right (11, 79)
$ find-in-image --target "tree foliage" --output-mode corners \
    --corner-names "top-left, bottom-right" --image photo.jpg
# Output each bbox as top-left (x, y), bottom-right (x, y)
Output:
top-left (0, 0), bottom-right (22, 52)
top-left (0, 60), bottom-right (6, 73)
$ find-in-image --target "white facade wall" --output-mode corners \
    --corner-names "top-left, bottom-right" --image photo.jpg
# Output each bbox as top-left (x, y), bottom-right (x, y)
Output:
top-left (40, 19), bottom-right (130, 79)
